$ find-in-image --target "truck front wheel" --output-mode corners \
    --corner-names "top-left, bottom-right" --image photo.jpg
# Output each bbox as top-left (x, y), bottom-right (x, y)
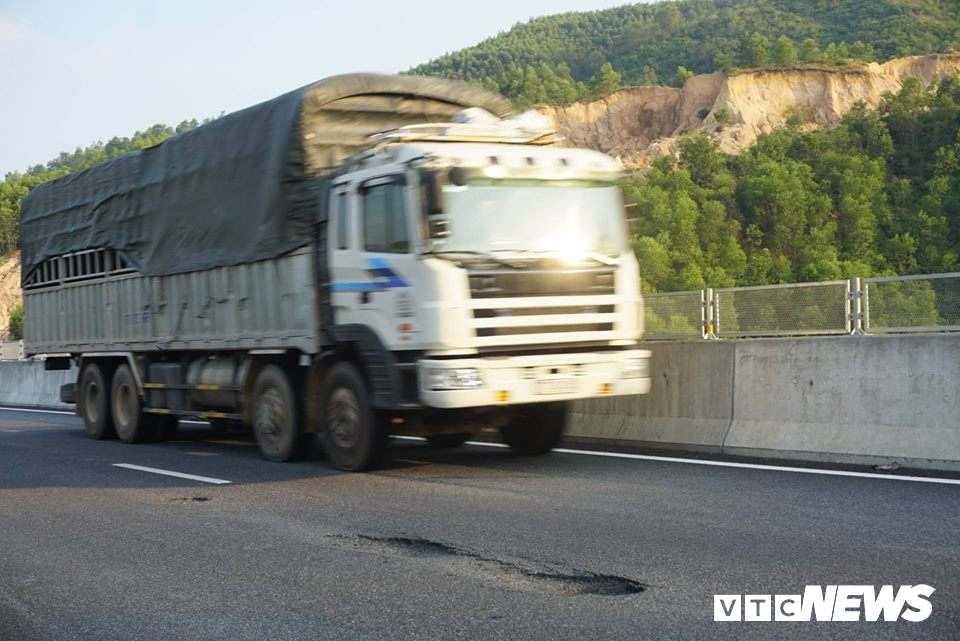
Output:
top-left (499, 402), bottom-right (568, 456)
top-left (251, 365), bottom-right (308, 462)
top-left (79, 363), bottom-right (115, 440)
top-left (318, 362), bottom-right (387, 472)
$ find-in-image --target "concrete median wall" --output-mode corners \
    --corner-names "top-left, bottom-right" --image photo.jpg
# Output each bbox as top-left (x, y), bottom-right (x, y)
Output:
top-left (570, 334), bottom-right (960, 471)
top-left (3, 334), bottom-right (960, 470)
top-left (0, 360), bottom-right (74, 409)
top-left (570, 341), bottom-right (735, 452)
top-left (722, 335), bottom-right (960, 469)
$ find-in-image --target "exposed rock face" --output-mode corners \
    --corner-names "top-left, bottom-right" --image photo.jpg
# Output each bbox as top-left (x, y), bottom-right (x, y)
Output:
top-left (543, 54), bottom-right (960, 168)
top-left (0, 253), bottom-right (21, 339)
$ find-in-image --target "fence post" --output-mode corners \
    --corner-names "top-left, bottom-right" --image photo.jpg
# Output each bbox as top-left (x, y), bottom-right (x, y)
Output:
top-left (846, 279), bottom-right (855, 334)
top-left (18, 339), bottom-right (25, 360)
top-left (704, 288), bottom-right (717, 339)
top-left (844, 277), bottom-right (863, 336)
top-left (861, 278), bottom-right (870, 333)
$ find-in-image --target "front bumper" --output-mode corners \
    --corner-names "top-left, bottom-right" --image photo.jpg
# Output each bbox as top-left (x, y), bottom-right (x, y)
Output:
top-left (418, 350), bottom-right (652, 409)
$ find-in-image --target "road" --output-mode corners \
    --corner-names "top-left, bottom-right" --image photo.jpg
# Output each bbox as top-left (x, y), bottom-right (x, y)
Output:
top-left (1, 407), bottom-right (958, 641)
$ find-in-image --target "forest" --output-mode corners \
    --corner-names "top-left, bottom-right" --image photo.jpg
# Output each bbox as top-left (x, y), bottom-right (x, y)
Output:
top-left (410, 0), bottom-right (960, 107)
top-left (627, 75), bottom-right (960, 293)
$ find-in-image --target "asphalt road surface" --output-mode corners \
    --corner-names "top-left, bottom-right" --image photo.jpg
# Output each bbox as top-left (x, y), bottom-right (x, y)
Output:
top-left (1, 407), bottom-right (958, 641)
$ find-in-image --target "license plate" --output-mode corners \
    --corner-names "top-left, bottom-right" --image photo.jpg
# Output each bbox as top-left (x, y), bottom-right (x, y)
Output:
top-left (534, 377), bottom-right (578, 395)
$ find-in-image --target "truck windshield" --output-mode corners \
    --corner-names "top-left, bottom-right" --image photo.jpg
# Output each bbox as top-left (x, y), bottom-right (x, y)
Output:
top-left (428, 183), bottom-right (628, 261)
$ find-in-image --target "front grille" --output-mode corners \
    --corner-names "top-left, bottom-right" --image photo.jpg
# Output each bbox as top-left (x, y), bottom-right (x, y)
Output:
top-left (473, 304), bottom-right (615, 319)
top-left (477, 323), bottom-right (614, 337)
top-left (466, 266), bottom-right (622, 348)
top-left (469, 267), bottom-right (615, 298)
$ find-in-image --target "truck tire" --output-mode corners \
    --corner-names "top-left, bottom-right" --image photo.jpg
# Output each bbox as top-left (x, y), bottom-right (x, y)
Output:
top-left (318, 361), bottom-right (388, 472)
top-left (112, 364), bottom-right (155, 444)
top-left (499, 402), bottom-right (567, 456)
top-left (251, 365), bottom-right (308, 462)
top-left (79, 363), bottom-right (115, 440)
top-left (426, 433), bottom-right (472, 448)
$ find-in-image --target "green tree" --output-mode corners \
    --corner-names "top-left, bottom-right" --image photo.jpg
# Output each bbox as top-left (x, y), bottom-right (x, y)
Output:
top-left (738, 32), bottom-right (771, 67)
top-left (798, 38), bottom-right (821, 63)
top-left (678, 133), bottom-right (726, 188)
top-left (670, 65), bottom-right (695, 88)
top-left (772, 35), bottom-right (798, 66)
top-left (590, 62), bottom-right (622, 97)
top-left (656, 3), bottom-right (682, 32)
top-left (7, 303), bottom-right (23, 341)
top-left (736, 158), bottom-right (833, 264)
top-left (713, 51), bottom-right (735, 72)
top-left (850, 41), bottom-right (875, 62)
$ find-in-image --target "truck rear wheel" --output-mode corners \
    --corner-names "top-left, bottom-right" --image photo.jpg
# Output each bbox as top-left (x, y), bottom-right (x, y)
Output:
top-left (499, 402), bottom-right (567, 456)
top-left (112, 364), bottom-right (155, 443)
top-left (79, 363), bottom-right (115, 440)
top-left (251, 365), bottom-right (308, 462)
top-left (318, 362), bottom-right (387, 472)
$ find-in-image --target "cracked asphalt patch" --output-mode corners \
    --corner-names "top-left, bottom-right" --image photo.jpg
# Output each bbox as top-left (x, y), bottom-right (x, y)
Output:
top-left (328, 534), bottom-right (646, 597)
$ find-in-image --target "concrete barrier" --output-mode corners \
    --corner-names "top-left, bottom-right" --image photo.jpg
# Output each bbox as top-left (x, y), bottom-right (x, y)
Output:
top-left (723, 334), bottom-right (960, 470)
top-left (572, 334), bottom-right (960, 471)
top-left (570, 341), bottom-right (734, 452)
top-left (2, 335), bottom-right (960, 471)
top-left (0, 361), bottom-right (74, 410)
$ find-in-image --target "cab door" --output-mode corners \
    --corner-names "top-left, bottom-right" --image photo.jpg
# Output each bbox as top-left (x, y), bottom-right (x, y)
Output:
top-left (328, 174), bottom-right (420, 348)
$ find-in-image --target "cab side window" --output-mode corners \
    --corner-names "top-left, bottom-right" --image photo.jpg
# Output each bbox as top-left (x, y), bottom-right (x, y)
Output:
top-left (362, 182), bottom-right (409, 253)
top-left (335, 192), bottom-right (349, 250)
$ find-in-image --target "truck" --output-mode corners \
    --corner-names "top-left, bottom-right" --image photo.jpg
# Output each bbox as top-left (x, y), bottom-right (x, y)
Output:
top-left (19, 73), bottom-right (651, 471)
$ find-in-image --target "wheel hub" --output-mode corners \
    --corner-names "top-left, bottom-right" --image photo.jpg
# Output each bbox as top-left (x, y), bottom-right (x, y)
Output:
top-left (255, 388), bottom-right (284, 439)
top-left (84, 381), bottom-right (100, 423)
top-left (327, 387), bottom-right (360, 449)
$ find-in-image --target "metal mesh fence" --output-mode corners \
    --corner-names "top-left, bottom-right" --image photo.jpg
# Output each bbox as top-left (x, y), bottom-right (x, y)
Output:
top-left (714, 281), bottom-right (850, 337)
top-left (642, 291), bottom-right (704, 340)
top-left (864, 273), bottom-right (960, 333)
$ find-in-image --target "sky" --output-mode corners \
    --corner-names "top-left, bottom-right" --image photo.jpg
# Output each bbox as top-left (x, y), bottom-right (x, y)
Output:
top-left (0, 0), bottom-right (637, 177)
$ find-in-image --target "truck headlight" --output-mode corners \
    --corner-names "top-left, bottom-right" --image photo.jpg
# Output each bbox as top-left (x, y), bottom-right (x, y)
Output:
top-left (621, 359), bottom-right (650, 379)
top-left (427, 368), bottom-right (484, 390)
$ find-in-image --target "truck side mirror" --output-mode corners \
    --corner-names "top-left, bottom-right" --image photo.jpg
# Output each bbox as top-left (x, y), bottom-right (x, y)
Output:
top-left (423, 170), bottom-right (445, 215)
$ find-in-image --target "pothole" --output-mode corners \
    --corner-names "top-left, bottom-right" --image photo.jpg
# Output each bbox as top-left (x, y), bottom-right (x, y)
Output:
top-left (161, 496), bottom-right (210, 504)
top-left (331, 535), bottom-right (644, 597)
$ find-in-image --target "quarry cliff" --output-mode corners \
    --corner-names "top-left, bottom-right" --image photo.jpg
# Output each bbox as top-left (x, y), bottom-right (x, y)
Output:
top-left (543, 54), bottom-right (960, 168)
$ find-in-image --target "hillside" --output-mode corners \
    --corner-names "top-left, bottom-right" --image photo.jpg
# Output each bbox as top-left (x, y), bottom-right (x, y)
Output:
top-left (545, 53), bottom-right (960, 167)
top-left (3, 43), bottom-right (960, 330)
top-left (411, 0), bottom-right (960, 103)
top-left (0, 253), bottom-right (20, 338)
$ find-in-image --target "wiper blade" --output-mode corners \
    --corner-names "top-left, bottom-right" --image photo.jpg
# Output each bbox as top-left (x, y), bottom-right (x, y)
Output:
top-left (423, 250), bottom-right (525, 270)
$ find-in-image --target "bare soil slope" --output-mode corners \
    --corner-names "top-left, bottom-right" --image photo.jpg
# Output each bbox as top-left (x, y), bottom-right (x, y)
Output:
top-left (544, 54), bottom-right (960, 168)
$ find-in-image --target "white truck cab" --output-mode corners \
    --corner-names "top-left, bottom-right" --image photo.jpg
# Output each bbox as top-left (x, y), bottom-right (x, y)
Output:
top-left (328, 117), bottom-right (651, 413)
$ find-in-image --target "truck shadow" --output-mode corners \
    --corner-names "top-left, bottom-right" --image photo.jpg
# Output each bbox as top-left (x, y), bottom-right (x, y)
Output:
top-left (0, 421), bottom-right (560, 490)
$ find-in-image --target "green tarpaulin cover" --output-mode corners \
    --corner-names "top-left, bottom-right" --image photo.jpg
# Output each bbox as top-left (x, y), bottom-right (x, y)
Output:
top-left (20, 74), bottom-right (511, 284)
